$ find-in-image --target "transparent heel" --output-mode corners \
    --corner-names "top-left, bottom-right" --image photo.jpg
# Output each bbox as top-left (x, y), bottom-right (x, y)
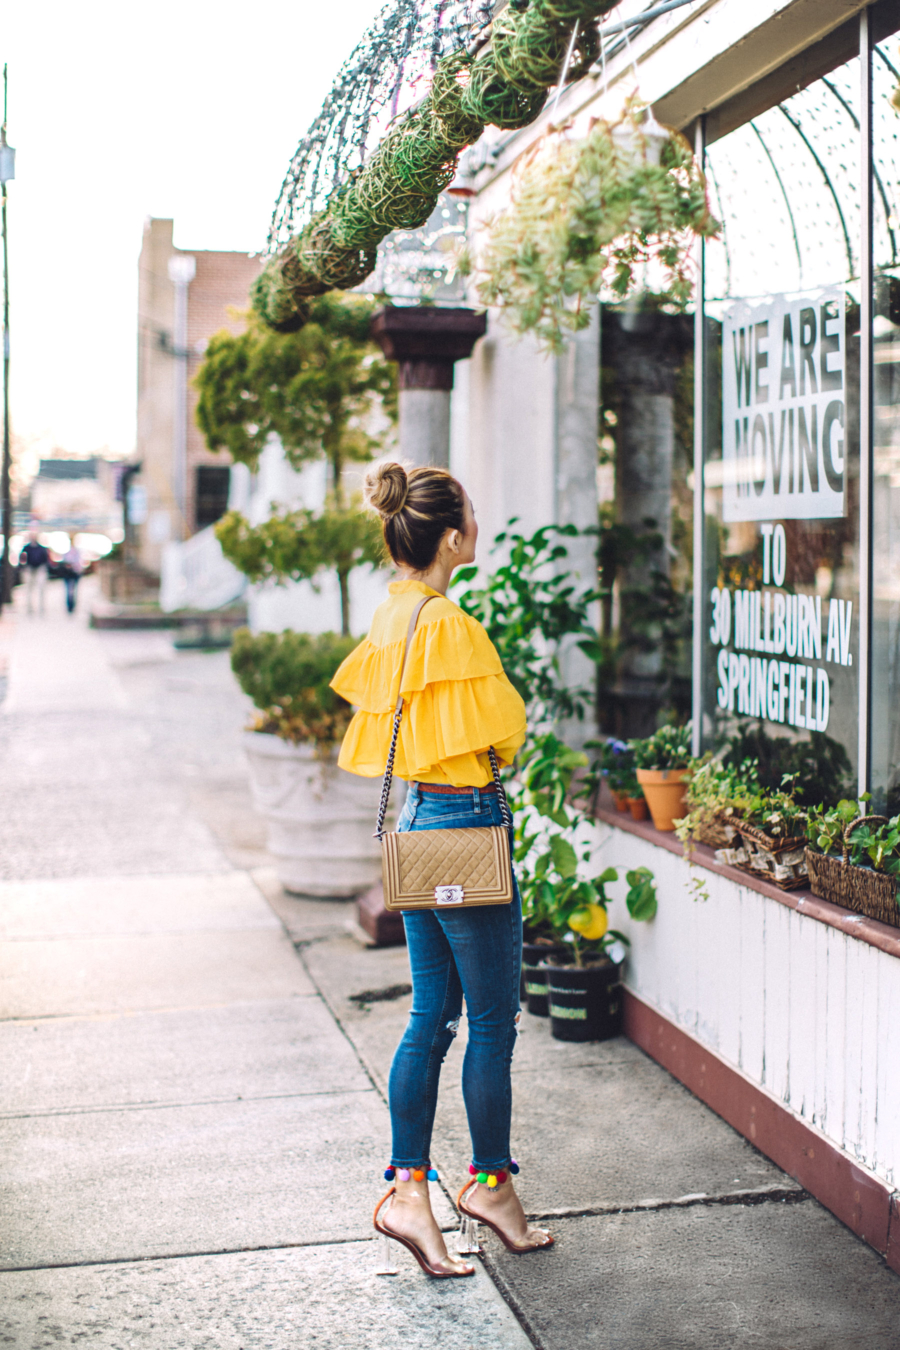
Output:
top-left (456, 1215), bottom-right (481, 1255)
top-left (374, 1233), bottom-right (400, 1275)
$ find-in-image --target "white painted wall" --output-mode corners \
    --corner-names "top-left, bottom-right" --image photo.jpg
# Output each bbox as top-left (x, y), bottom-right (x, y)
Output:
top-left (593, 825), bottom-right (900, 1191)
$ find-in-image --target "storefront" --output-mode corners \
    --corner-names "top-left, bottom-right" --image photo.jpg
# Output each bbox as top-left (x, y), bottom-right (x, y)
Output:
top-left (459, 0), bottom-right (900, 1273)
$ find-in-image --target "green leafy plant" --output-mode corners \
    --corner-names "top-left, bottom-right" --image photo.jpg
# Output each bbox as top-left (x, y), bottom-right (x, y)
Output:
top-left (722, 724), bottom-right (852, 810)
top-left (848, 816), bottom-right (900, 876)
top-left (674, 755), bottom-right (759, 851)
top-left (624, 867), bottom-right (657, 920)
top-left (452, 522), bottom-right (599, 723)
top-left (230, 628), bottom-right (357, 748)
top-left (805, 799), bottom-right (862, 856)
top-left (740, 776), bottom-right (806, 840)
top-left (582, 737), bottom-right (636, 800)
top-left (471, 99), bottom-right (719, 352)
top-left (195, 293), bottom-right (396, 635)
top-left (591, 504), bottom-right (692, 722)
top-left (514, 731), bottom-right (657, 964)
top-left (630, 722), bottom-right (692, 771)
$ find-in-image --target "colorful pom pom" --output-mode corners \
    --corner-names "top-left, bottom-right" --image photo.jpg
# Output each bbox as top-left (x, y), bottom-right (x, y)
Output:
top-left (469, 1164), bottom-right (478, 1176)
top-left (384, 1166), bottom-right (396, 1181)
top-left (412, 1168), bottom-right (425, 1181)
top-left (476, 1172), bottom-right (488, 1184)
top-left (487, 1174), bottom-right (498, 1188)
top-left (397, 1168), bottom-right (411, 1182)
top-left (497, 1170), bottom-right (508, 1184)
top-left (427, 1168), bottom-right (439, 1182)
top-left (509, 1159), bottom-right (520, 1174)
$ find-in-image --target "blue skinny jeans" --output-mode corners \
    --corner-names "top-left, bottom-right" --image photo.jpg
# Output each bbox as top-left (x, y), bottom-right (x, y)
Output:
top-left (388, 782), bottom-right (522, 1173)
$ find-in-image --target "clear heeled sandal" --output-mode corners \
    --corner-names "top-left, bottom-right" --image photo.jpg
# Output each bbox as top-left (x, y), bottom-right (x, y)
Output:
top-left (457, 1163), bottom-right (554, 1255)
top-left (373, 1187), bottom-right (476, 1278)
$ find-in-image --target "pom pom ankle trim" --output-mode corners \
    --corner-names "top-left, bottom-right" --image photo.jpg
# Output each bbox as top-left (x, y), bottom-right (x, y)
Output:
top-left (384, 1163), bottom-right (439, 1183)
top-left (467, 1157), bottom-right (519, 1187)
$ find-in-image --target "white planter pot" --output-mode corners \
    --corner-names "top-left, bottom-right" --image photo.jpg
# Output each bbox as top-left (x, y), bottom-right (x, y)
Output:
top-left (243, 732), bottom-right (389, 897)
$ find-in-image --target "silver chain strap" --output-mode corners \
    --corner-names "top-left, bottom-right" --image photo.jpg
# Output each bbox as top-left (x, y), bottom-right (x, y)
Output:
top-left (375, 708), bottom-right (403, 840)
top-left (488, 746), bottom-right (514, 831)
top-left (374, 713), bottom-right (513, 838)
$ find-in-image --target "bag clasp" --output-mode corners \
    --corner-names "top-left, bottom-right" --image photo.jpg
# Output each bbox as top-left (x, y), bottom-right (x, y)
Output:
top-left (434, 885), bottom-right (464, 905)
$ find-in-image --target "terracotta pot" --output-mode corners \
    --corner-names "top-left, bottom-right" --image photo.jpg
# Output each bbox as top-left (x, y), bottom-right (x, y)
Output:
top-left (627, 796), bottom-right (648, 821)
top-left (610, 790), bottom-right (630, 813)
top-left (635, 767), bottom-right (691, 832)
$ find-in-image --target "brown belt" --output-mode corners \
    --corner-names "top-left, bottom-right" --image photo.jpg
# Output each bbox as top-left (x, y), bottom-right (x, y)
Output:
top-left (413, 781), bottom-right (497, 795)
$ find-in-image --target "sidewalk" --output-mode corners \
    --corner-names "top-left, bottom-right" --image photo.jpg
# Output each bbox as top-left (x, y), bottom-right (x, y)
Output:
top-left (1, 584), bottom-right (899, 1348)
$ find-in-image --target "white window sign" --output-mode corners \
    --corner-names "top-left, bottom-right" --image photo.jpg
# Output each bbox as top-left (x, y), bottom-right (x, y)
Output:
top-left (722, 288), bottom-right (847, 522)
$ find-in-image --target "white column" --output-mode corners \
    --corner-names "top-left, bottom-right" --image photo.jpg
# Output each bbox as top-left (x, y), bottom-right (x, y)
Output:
top-left (555, 309), bottom-right (601, 746)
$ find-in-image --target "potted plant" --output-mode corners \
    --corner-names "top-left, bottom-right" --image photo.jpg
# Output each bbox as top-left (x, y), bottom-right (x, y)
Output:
top-left (543, 867), bottom-right (657, 1043)
top-left (515, 733), bottom-right (595, 1016)
top-left (806, 803), bottom-right (900, 928)
top-left (623, 778), bottom-right (648, 822)
top-left (631, 722), bottom-right (693, 832)
top-left (231, 628), bottom-right (387, 896)
top-left (514, 733), bottom-right (657, 1039)
top-left (586, 738), bottom-right (635, 812)
top-left (733, 777), bottom-right (808, 890)
top-left (196, 292), bottom-right (396, 637)
top-left (674, 755), bottom-right (759, 857)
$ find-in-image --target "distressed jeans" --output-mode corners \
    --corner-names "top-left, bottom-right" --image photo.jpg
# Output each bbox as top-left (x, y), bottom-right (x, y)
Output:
top-left (388, 783), bottom-right (522, 1172)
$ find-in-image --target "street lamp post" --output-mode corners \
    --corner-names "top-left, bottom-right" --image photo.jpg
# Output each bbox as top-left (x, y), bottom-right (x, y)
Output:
top-left (167, 254), bottom-right (196, 538)
top-left (0, 65), bottom-right (15, 609)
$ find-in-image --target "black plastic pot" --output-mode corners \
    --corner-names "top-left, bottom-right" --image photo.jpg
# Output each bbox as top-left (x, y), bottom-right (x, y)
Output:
top-left (546, 960), bottom-right (624, 1042)
top-left (522, 942), bottom-right (568, 1017)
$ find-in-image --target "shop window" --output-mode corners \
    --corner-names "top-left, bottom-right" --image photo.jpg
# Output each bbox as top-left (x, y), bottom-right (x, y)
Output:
top-left (195, 466), bottom-right (230, 530)
top-left (699, 53), bottom-right (865, 804)
top-left (598, 305), bottom-right (694, 738)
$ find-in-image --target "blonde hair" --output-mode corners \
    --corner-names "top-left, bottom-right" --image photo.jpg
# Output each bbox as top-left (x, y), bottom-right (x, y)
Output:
top-left (364, 461), bottom-right (465, 571)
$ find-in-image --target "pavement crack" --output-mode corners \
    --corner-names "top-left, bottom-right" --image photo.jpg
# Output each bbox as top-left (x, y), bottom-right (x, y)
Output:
top-left (525, 1185), bottom-right (810, 1222)
top-left (0, 1087), bottom-right (375, 1123)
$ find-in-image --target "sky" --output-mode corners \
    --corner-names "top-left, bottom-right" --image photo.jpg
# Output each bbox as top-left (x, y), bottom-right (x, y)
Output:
top-left (1, 0), bottom-right (386, 478)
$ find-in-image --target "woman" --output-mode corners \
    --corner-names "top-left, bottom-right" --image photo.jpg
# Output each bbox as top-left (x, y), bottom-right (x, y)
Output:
top-left (331, 461), bottom-right (553, 1278)
top-left (62, 541), bottom-right (83, 614)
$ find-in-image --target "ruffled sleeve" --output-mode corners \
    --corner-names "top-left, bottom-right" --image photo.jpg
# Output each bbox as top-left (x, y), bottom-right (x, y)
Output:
top-left (331, 603), bottom-right (527, 785)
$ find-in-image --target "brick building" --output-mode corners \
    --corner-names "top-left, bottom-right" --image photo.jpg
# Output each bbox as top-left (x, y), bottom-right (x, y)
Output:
top-left (135, 218), bottom-right (261, 575)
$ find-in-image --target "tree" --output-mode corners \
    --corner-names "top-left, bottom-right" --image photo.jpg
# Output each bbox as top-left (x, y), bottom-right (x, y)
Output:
top-left (195, 292), bottom-right (397, 635)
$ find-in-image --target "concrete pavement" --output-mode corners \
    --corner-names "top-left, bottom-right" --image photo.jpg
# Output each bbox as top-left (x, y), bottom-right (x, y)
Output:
top-left (1, 582), bottom-right (899, 1348)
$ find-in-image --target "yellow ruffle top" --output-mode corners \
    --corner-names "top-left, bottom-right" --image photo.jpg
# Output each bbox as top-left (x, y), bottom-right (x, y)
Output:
top-left (331, 579), bottom-right (527, 786)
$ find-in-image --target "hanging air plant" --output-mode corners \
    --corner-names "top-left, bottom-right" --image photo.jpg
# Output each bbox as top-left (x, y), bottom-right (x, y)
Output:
top-left (470, 98), bottom-right (720, 352)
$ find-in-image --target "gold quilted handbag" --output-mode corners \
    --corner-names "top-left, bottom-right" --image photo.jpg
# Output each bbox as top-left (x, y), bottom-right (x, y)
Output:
top-left (375, 596), bottom-right (514, 913)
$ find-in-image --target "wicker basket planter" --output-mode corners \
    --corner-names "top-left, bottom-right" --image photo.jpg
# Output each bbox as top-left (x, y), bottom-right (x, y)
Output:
top-left (805, 815), bottom-right (900, 929)
top-left (695, 813), bottom-right (743, 851)
top-left (735, 823), bottom-right (808, 891)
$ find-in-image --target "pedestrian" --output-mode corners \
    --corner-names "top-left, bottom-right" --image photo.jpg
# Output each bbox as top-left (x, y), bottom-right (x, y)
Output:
top-left (19, 528), bottom-right (49, 616)
top-left (331, 461), bottom-right (553, 1279)
top-left (62, 541), bottom-right (83, 614)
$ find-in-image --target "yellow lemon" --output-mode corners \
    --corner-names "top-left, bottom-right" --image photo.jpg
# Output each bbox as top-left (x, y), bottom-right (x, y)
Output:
top-left (568, 904), bottom-right (608, 941)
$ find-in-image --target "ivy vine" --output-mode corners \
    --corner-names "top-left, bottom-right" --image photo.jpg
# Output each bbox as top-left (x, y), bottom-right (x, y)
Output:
top-left (470, 101), bottom-right (720, 351)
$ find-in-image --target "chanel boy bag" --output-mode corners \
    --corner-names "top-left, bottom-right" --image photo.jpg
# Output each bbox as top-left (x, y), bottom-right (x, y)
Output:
top-left (375, 596), bottom-right (514, 913)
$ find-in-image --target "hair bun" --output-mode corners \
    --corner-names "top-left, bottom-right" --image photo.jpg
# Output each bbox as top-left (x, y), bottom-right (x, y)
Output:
top-left (364, 461), bottom-right (409, 519)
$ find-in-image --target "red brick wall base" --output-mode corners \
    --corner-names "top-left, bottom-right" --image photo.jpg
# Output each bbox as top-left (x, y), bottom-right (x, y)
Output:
top-left (623, 988), bottom-right (900, 1273)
